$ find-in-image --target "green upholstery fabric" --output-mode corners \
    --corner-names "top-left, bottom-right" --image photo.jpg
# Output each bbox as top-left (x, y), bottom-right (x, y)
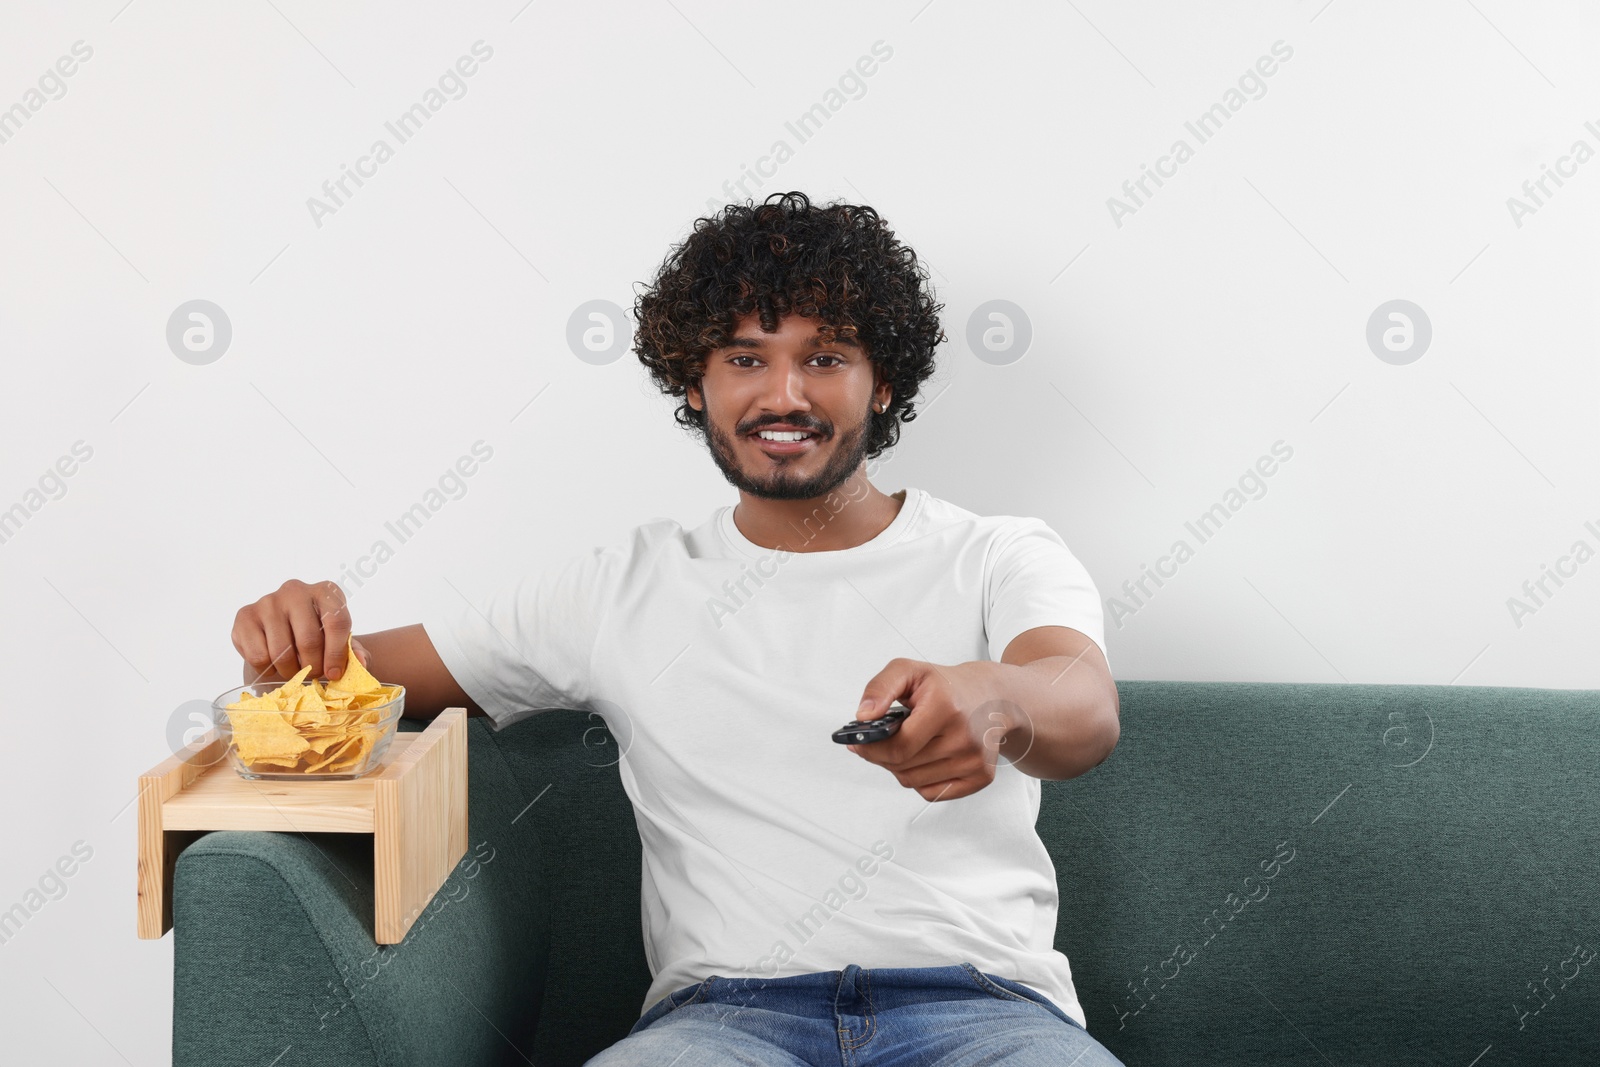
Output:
top-left (1044, 681), bottom-right (1599, 1066)
top-left (481, 708), bottom-right (651, 1066)
top-left (172, 717), bottom-right (549, 1066)
top-left (172, 681), bottom-right (1600, 1066)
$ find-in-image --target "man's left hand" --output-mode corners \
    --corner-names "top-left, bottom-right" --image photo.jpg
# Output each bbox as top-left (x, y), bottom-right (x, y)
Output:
top-left (846, 657), bottom-right (1018, 802)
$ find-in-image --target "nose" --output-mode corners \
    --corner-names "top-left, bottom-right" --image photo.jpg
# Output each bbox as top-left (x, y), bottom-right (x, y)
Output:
top-left (757, 361), bottom-right (811, 419)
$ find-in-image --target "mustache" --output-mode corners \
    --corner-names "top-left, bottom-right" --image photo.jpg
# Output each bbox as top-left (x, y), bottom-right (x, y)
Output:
top-left (744, 421), bottom-right (828, 435)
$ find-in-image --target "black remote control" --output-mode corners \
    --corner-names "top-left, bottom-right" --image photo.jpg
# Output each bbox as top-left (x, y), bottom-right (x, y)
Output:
top-left (832, 704), bottom-right (911, 744)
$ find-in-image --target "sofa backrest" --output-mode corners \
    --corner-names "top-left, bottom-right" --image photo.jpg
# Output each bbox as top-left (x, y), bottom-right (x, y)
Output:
top-left (484, 706), bottom-right (650, 1066)
top-left (491, 680), bottom-right (1600, 1067)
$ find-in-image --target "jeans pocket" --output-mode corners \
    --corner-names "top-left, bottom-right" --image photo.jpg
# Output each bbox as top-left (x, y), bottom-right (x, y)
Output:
top-left (958, 963), bottom-right (1084, 1031)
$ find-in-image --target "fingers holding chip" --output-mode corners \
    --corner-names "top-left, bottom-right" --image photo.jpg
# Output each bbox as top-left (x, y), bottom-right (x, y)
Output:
top-left (223, 638), bottom-right (399, 776)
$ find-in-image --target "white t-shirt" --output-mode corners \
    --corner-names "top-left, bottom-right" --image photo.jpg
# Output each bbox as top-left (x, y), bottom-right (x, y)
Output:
top-left (424, 486), bottom-right (1109, 1029)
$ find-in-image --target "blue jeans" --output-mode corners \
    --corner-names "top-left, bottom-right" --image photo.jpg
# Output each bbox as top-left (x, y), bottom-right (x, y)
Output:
top-left (583, 962), bottom-right (1127, 1066)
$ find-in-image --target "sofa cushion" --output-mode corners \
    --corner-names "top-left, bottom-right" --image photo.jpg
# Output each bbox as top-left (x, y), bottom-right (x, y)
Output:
top-left (497, 680), bottom-right (1600, 1066)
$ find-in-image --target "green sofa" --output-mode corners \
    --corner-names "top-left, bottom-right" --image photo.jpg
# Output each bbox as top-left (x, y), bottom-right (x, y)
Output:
top-left (171, 680), bottom-right (1600, 1065)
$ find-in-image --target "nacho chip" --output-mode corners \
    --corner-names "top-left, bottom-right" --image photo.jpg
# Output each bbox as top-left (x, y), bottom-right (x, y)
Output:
top-left (298, 728), bottom-right (348, 755)
top-left (273, 663), bottom-right (314, 702)
top-left (289, 684), bottom-right (332, 728)
top-left (327, 731), bottom-right (377, 772)
top-left (302, 733), bottom-right (361, 772)
top-left (248, 755), bottom-right (305, 769)
top-left (327, 637), bottom-right (380, 696)
top-left (349, 684), bottom-right (401, 710)
top-left (227, 710), bottom-right (310, 764)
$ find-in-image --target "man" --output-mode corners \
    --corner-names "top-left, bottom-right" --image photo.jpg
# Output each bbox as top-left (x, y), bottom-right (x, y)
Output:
top-left (232, 191), bottom-right (1126, 1066)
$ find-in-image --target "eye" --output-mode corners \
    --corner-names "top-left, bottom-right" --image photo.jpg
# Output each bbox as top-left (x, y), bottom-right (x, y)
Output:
top-left (726, 354), bottom-right (847, 368)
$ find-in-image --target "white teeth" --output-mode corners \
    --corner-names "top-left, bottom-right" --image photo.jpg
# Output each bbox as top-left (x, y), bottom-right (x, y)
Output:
top-left (756, 430), bottom-right (813, 442)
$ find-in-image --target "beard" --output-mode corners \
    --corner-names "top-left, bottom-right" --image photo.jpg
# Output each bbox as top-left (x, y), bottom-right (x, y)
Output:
top-left (703, 403), bottom-right (873, 501)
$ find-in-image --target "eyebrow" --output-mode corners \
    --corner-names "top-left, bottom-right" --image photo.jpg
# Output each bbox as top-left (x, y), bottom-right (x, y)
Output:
top-left (721, 333), bottom-right (862, 350)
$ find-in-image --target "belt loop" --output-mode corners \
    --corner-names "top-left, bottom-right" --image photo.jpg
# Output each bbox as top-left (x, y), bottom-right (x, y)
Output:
top-left (834, 964), bottom-right (862, 1011)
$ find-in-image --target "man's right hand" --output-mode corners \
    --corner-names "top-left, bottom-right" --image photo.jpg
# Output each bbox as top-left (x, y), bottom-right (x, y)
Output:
top-left (233, 579), bottom-right (364, 684)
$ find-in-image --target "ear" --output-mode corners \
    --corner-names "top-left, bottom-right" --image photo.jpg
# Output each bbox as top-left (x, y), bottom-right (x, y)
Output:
top-left (870, 362), bottom-right (891, 413)
top-left (687, 381), bottom-right (703, 411)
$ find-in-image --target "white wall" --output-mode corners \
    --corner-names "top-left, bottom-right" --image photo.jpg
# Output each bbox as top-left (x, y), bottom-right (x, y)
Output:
top-left (1, 0), bottom-right (1594, 1061)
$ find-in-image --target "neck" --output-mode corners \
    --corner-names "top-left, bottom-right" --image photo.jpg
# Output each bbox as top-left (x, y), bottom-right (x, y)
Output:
top-left (732, 474), bottom-right (905, 553)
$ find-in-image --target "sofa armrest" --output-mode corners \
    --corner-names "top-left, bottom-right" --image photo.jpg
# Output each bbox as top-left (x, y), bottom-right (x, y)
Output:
top-left (172, 717), bottom-right (549, 1067)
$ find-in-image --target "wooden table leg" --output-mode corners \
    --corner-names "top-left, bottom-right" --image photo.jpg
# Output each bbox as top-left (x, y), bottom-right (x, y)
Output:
top-left (137, 734), bottom-right (224, 939)
top-left (373, 709), bottom-right (468, 944)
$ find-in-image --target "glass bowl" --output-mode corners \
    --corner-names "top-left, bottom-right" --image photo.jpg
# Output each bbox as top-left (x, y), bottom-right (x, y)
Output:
top-left (211, 680), bottom-right (406, 781)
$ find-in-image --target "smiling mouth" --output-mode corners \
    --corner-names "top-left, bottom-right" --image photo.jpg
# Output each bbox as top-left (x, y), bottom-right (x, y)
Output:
top-left (748, 430), bottom-right (824, 454)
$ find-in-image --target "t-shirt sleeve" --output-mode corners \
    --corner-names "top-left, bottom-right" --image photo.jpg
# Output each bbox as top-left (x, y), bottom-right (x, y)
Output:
top-left (984, 517), bottom-right (1109, 671)
top-left (422, 542), bottom-right (628, 729)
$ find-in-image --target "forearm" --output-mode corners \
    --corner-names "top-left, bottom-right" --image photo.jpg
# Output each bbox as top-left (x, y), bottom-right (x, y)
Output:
top-left (359, 625), bottom-right (485, 720)
top-left (975, 654), bottom-right (1120, 781)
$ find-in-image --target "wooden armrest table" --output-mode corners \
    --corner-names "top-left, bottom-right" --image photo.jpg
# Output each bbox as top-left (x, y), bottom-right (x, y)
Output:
top-left (137, 707), bottom-right (467, 944)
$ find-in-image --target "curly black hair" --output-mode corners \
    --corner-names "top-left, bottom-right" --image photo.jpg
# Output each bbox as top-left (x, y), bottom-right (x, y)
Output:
top-left (632, 190), bottom-right (945, 460)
